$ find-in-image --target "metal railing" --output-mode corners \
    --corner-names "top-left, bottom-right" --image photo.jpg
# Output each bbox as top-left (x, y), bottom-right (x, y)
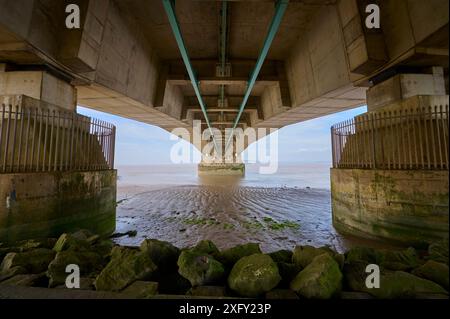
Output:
top-left (331, 105), bottom-right (449, 170)
top-left (0, 105), bottom-right (116, 173)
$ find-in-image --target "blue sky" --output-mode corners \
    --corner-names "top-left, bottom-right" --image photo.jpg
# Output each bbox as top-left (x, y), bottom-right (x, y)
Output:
top-left (78, 105), bottom-right (367, 165)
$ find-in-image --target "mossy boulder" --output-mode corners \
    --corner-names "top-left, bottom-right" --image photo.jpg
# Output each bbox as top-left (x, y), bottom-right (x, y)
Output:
top-left (121, 281), bottom-right (159, 298)
top-left (177, 250), bottom-right (225, 286)
top-left (343, 260), bottom-right (370, 292)
top-left (1, 249), bottom-right (56, 274)
top-left (377, 247), bottom-right (421, 271)
top-left (47, 249), bottom-right (104, 287)
top-left (218, 243), bottom-right (262, 266)
top-left (140, 239), bottom-right (180, 272)
top-left (412, 260), bottom-right (449, 290)
top-left (428, 240), bottom-right (449, 265)
top-left (228, 254), bottom-right (281, 297)
top-left (369, 271), bottom-right (448, 299)
top-left (187, 286), bottom-right (227, 297)
top-left (14, 238), bottom-right (57, 252)
top-left (192, 240), bottom-right (220, 256)
top-left (53, 233), bottom-right (89, 253)
top-left (292, 245), bottom-right (334, 268)
top-left (290, 253), bottom-right (342, 299)
top-left (1, 273), bottom-right (48, 287)
top-left (345, 247), bottom-right (379, 264)
top-left (268, 250), bottom-right (293, 263)
top-left (95, 246), bottom-right (158, 291)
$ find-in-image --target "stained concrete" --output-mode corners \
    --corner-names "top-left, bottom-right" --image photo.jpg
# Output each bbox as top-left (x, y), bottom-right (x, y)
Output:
top-left (331, 168), bottom-right (449, 246)
top-left (0, 170), bottom-right (117, 243)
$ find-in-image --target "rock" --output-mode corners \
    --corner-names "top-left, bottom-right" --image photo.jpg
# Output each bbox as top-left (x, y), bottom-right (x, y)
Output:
top-left (192, 240), bottom-right (220, 256)
top-left (277, 262), bottom-right (301, 288)
top-left (14, 238), bottom-right (57, 252)
top-left (369, 271), bottom-right (448, 299)
top-left (228, 254), bottom-right (281, 297)
top-left (177, 250), bottom-right (225, 286)
top-left (268, 250), bottom-right (293, 263)
top-left (187, 286), bottom-right (227, 297)
top-left (53, 233), bottom-right (89, 253)
top-left (1, 248), bottom-right (55, 274)
top-left (47, 249), bottom-right (104, 287)
top-left (292, 245), bottom-right (334, 268)
top-left (140, 239), bottom-right (180, 272)
top-left (95, 246), bottom-right (157, 292)
top-left (343, 260), bottom-right (369, 292)
top-left (218, 243), bottom-right (262, 266)
top-left (265, 289), bottom-right (299, 299)
top-left (345, 247), bottom-right (378, 264)
top-left (334, 253), bottom-right (345, 270)
top-left (428, 240), bottom-right (449, 265)
top-left (0, 266), bottom-right (27, 283)
top-left (412, 260), bottom-right (449, 290)
top-left (158, 272), bottom-right (191, 295)
top-left (1, 273), bottom-right (48, 287)
top-left (71, 229), bottom-right (95, 241)
top-left (92, 240), bottom-right (114, 259)
top-left (290, 253), bottom-right (342, 299)
top-left (378, 247), bottom-right (420, 271)
top-left (121, 281), bottom-right (158, 298)
top-left (56, 277), bottom-right (95, 290)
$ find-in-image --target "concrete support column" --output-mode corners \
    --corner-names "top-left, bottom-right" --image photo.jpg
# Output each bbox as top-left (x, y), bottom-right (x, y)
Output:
top-left (0, 65), bottom-right (117, 243)
top-left (330, 68), bottom-right (449, 246)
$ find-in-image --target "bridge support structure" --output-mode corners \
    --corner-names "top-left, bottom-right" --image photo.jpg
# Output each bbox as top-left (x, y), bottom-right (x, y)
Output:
top-left (0, 66), bottom-right (117, 243)
top-left (330, 67), bottom-right (449, 246)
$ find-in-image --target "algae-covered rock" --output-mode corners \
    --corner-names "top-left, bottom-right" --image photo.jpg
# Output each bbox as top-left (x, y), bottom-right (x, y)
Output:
top-left (412, 260), bottom-right (449, 290)
top-left (290, 253), bottom-right (342, 299)
top-left (378, 247), bottom-right (420, 271)
top-left (228, 254), bottom-right (281, 297)
top-left (292, 245), bottom-right (334, 268)
top-left (0, 266), bottom-right (27, 283)
top-left (15, 238), bottom-right (57, 252)
top-left (218, 243), bottom-right (262, 266)
top-left (53, 233), bottom-right (89, 252)
top-left (177, 250), bottom-right (225, 286)
top-left (345, 247), bottom-right (379, 264)
top-left (428, 240), bottom-right (449, 265)
top-left (121, 281), bottom-right (158, 298)
top-left (1, 273), bottom-right (48, 287)
top-left (1, 248), bottom-right (56, 274)
top-left (187, 286), bottom-right (227, 297)
top-left (47, 249), bottom-right (104, 287)
top-left (369, 271), bottom-right (448, 299)
top-left (192, 240), bottom-right (220, 256)
top-left (268, 250), bottom-right (293, 263)
top-left (95, 246), bottom-right (158, 291)
top-left (140, 239), bottom-right (180, 272)
top-left (343, 260), bottom-right (369, 292)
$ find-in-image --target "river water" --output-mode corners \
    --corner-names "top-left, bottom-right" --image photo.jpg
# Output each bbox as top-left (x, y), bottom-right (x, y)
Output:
top-left (114, 163), bottom-right (396, 253)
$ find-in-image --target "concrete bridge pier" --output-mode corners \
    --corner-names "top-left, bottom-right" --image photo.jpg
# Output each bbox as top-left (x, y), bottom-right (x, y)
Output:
top-left (331, 67), bottom-right (449, 246)
top-left (0, 66), bottom-right (117, 243)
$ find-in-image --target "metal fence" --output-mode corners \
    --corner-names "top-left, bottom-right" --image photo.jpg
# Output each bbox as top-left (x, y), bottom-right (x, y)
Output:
top-left (0, 105), bottom-right (116, 173)
top-left (331, 105), bottom-right (449, 170)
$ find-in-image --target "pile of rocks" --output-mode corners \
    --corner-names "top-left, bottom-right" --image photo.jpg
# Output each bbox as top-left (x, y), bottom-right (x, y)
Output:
top-left (0, 231), bottom-right (448, 299)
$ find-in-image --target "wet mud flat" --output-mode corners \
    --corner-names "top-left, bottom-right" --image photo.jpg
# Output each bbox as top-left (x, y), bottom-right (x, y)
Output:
top-left (115, 185), bottom-right (397, 253)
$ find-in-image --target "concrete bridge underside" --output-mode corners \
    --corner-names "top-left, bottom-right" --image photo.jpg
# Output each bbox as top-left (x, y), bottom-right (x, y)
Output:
top-left (0, 0), bottom-right (448, 244)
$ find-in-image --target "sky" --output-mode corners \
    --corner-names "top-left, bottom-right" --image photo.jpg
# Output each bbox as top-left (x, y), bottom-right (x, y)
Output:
top-left (78, 105), bottom-right (367, 165)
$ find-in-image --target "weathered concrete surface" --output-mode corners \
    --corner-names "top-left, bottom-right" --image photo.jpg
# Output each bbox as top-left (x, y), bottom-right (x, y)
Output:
top-left (331, 168), bottom-right (449, 246)
top-left (198, 163), bottom-right (245, 176)
top-left (0, 170), bottom-right (116, 243)
top-left (0, 0), bottom-right (447, 137)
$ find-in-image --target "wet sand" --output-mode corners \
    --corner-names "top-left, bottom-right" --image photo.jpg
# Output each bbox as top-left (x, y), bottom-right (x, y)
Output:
top-left (114, 165), bottom-right (400, 253)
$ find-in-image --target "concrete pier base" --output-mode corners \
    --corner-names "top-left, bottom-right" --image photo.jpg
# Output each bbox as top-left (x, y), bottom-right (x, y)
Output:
top-left (197, 163), bottom-right (245, 176)
top-left (0, 170), bottom-right (117, 243)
